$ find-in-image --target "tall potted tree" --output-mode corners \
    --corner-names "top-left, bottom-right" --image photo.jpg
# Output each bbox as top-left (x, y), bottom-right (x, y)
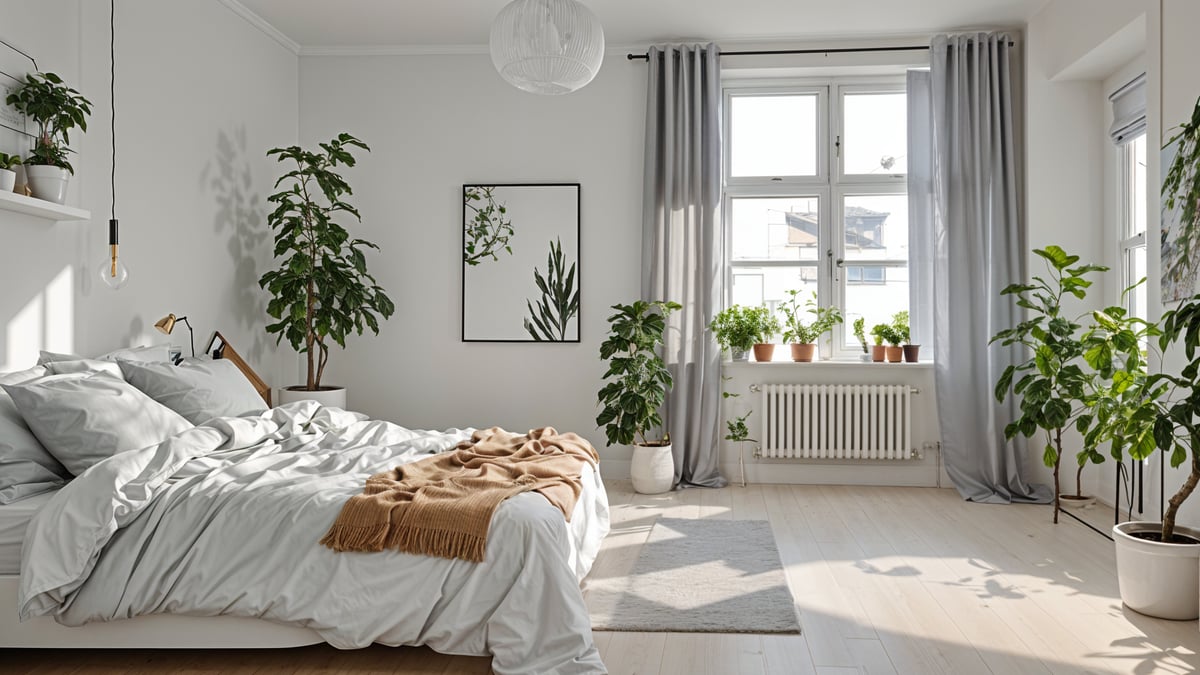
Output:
top-left (259, 133), bottom-right (395, 408)
top-left (597, 300), bottom-right (681, 494)
top-left (5, 72), bottom-right (92, 204)
top-left (992, 246), bottom-right (1106, 523)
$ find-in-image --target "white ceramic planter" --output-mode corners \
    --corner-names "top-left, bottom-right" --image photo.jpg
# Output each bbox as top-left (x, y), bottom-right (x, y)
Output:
top-left (631, 443), bottom-right (674, 494)
top-left (1113, 521), bottom-right (1200, 620)
top-left (1058, 494), bottom-right (1096, 509)
top-left (0, 169), bottom-right (14, 193)
top-left (24, 165), bottom-right (69, 204)
top-left (277, 386), bottom-right (347, 409)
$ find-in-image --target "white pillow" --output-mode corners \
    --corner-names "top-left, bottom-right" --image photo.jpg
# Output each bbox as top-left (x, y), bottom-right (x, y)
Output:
top-left (0, 366), bottom-right (70, 503)
top-left (118, 358), bottom-right (268, 425)
top-left (38, 345), bottom-right (171, 366)
top-left (43, 358), bottom-right (124, 378)
top-left (2, 371), bottom-right (193, 476)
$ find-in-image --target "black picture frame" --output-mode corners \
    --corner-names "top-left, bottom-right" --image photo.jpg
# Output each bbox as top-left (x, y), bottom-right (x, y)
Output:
top-left (462, 182), bottom-right (581, 343)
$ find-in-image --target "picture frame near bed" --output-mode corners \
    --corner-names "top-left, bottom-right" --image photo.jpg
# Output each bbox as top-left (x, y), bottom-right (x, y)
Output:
top-left (461, 182), bottom-right (581, 342)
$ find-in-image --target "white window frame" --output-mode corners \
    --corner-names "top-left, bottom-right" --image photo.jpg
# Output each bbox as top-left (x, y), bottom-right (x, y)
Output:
top-left (1118, 132), bottom-right (1147, 316)
top-left (724, 77), bottom-right (908, 359)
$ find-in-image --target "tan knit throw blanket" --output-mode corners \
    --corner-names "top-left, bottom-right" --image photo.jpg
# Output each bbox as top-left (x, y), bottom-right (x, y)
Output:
top-left (320, 426), bottom-right (599, 562)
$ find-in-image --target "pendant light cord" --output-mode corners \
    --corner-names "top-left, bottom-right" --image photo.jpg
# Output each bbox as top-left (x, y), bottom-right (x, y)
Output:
top-left (110, 0), bottom-right (116, 222)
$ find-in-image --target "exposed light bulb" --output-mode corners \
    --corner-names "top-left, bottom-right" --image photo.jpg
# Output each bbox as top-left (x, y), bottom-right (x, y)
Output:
top-left (98, 253), bottom-right (129, 290)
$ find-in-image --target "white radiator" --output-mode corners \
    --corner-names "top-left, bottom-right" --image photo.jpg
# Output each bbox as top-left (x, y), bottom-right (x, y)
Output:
top-left (759, 384), bottom-right (913, 460)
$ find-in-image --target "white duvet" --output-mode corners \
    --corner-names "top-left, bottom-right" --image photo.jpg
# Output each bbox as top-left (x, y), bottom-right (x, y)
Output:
top-left (18, 401), bottom-right (610, 675)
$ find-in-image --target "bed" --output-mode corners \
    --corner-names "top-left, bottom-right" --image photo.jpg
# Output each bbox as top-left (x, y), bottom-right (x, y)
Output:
top-left (0, 357), bottom-right (610, 675)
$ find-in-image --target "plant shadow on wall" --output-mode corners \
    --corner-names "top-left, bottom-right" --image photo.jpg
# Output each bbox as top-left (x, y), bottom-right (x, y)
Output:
top-left (202, 127), bottom-right (268, 362)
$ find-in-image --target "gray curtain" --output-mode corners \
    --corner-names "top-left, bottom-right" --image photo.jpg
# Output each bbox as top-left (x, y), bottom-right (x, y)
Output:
top-left (641, 43), bottom-right (727, 489)
top-left (922, 32), bottom-right (1051, 504)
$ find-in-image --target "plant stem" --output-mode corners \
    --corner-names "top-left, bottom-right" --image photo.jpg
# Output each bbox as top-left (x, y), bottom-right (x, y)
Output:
top-left (1163, 450), bottom-right (1200, 541)
top-left (1053, 427), bottom-right (1062, 524)
top-left (1075, 461), bottom-right (1084, 499)
top-left (297, 159), bottom-right (318, 391)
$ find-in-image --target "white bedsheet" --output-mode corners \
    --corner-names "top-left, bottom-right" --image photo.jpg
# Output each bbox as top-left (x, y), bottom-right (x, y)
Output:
top-left (0, 491), bottom-right (56, 574)
top-left (19, 402), bottom-right (609, 674)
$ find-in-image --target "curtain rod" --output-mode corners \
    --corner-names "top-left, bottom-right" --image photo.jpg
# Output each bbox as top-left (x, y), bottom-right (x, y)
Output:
top-left (626, 42), bottom-right (1014, 61)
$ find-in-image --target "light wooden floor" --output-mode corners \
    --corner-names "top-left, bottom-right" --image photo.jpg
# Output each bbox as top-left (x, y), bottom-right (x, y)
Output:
top-left (3, 481), bottom-right (1198, 674)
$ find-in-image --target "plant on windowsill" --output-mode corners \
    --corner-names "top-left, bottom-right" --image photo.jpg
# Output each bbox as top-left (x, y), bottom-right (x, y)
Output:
top-left (852, 317), bottom-right (871, 362)
top-left (0, 152), bottom-right (19, 193)
top-left (597, 299), bottom-right (681, 494)
top-left (710, 304), bottom-right (779, 362)
top-left (780, 290), bottom-right (842, 362)
top-left (874, 324), bottom-right (904, 362)
top-left (4, 72), bottom-right (92, 204)
top-left (869, 323), bottom-right (888, 362)
top-left (892, 310), bottom-right (920, 362)
top-left (991, 245), bottom-right (1106, 523)
top-left (260, 133), bottom-right (395, 409)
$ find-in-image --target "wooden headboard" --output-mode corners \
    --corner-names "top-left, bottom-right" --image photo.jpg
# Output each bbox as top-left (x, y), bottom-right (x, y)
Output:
top-left (204, 331), bottom-right (272, 406)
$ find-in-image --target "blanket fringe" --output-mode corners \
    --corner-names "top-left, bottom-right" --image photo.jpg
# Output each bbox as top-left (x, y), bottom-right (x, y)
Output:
top-left (319, 523), bottom-right (391, 552)
top-left (386, 525), bottom-right (488, 563)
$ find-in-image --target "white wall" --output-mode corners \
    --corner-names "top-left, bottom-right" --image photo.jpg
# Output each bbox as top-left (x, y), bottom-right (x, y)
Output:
top-left (297, 52), bottom-right (644, 475)
top-left (0, 0), bottom-right (297, 385)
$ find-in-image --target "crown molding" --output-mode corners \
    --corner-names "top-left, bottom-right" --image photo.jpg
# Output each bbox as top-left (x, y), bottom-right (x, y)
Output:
top-left (219, 0), bottom-right (301, 55)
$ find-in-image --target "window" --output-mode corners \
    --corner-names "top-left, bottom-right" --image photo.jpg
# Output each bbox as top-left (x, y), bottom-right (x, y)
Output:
top-left (1120, 132), bottom-right (1147, 319)
top-left (724, 81), bottom-right (909, 358)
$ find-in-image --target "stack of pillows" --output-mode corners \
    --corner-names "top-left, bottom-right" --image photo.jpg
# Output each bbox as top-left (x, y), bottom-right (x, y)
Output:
top-left (0, 345), bottom-right (268, 504)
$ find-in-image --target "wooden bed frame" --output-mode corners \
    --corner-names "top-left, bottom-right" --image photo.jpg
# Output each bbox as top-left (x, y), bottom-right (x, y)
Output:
top-left (0, 576), bottom-right (322, 648)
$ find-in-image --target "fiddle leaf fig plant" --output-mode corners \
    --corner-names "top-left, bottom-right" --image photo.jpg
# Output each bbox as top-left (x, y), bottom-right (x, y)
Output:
top-left (596, 300), bottom-right (681, 447)
top-left (5, 72), bottom-right (91, 174)
top-left (259, 133), bottom-right (395, 391)
top-left (991, 246), bottom-right (1107, 523)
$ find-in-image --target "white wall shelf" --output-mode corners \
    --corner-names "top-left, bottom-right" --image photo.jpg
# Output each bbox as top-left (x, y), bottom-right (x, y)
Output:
top-left (0, 190), bottom-right (90, 222)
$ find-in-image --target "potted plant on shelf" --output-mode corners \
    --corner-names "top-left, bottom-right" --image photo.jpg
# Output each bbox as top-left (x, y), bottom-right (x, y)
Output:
top-left (780, 290), bottom-right (842, 362)
top-left (869, 323), bottom-right (888, 362)
top-left (1105, 293), bottom-right (1200, 620)
top-left (597, 299), bottom-right (682, 494)
top-left (0, 152), bottom-right (19, 193)
top-left (710, 304), bottom-right (778, 362)
top-left (892, 310), bottom-right (920, 362)
top-left (992, 246), bottom-right (1106, 523)
top-left (259, 133), bottom-right (395, 409)
top-left (4, 72), bottom-right (92, 204)
top-left (852, 317), bottom-right (871, 362)
top-left (880, 324), bottom-right (903, 363)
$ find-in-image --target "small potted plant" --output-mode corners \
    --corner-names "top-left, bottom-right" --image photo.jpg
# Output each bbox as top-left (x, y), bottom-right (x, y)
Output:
top-left (260, 133), bottom-right (395, 408)
top-left (710, 304), bottom-right (778, 362)
top-left (5, 72), bottom-right (92, 204)
top-left (852, 317), bottom-right (870, 362)
top-left (725, 410), bottom-right (755, 487)
top-left (869, 324), bottom-right (888, 362)
top-left (0, 152), bottom-right (19, 193)
top-left (881, 324), bottom-right (903, 362)
top-left (780, 290), bottom-right (842, 362)
top-left (892, 311), bottom-right (920, 362)
top-left (597, 299), bottom-right (682, 494)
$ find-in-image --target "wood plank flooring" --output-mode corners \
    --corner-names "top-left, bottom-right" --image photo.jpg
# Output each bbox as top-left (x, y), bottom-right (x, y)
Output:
top-left (2, 481), bottom-right (1197, 674)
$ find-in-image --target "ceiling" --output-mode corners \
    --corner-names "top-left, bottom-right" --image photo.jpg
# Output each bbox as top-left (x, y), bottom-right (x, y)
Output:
top-left (234, 0), bottom-right (1048, 51)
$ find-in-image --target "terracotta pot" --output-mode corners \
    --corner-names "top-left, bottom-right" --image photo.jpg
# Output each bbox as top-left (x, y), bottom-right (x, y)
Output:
top-left (885, 346), bottom-right (903, 363)
top-left (790, 343), bottom-right (816, 362)
top-left (752, 343), bottom-right (775, 362)
top-left (903, 344), bottom-right (921, 363)
top-left (871, 345), bottom-right (886, 362)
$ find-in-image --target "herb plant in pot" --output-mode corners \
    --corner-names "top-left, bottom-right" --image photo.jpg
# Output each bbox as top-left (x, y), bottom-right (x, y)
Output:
top-left (852, 317), bottom-right (871, 362)
top-left (710, 304), bottom-right (777, 362)
top-left (869, 324), bottom-right (888, 362)
top-left (781, 290), bottom-right (842, 362)
top-left (597, 300), bottom-right (682, 494)
top-left (880, 325), bottom-right (903, 363)
top-left (260, 134), bottom-right (395, 409)
top-left (892, 311), bottom-right (920, 362)
top-left (1107, 294), bottom-right (1200, 620)
top-left (0, 153), bottom-right (19, 193)
top-left (5, 72), bottom-right (91, 204)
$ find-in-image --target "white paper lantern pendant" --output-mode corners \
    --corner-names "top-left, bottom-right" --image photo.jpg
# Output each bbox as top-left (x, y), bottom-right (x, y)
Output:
top-left (489, 0), bottom-right (605, 95)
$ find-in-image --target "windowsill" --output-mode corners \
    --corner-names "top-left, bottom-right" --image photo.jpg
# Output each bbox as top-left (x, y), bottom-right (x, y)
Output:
top-left (724, 359), bottom-right (934, 369)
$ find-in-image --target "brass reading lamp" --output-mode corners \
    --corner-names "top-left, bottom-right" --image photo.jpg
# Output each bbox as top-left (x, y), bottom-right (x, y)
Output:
top-left (154, 313), bottom-right (194, 357)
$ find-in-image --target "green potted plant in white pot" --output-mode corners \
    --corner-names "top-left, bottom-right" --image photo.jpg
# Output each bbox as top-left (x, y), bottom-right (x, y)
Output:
top-left (0, 152), bottom-right (19, 193)
top-left (259, 133), bottom-right (395, 409)
top-left (5, 72), bottom-right (91, 204)
top-left (780, 290), bottom-right (841, 362)
top-left (597, 299), bottom-right (681, 494)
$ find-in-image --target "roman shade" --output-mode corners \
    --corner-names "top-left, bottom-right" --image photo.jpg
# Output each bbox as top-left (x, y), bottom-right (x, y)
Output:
top-left (1109, 72), bottom-right (1147, 145)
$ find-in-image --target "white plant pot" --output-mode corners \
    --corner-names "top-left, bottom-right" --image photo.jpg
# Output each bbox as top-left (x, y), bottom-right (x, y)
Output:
top-left (277, 385), bottom-right (347, 409)
top-left (630, 443), bottom-right (674, 494)
top-left (1113, 521), bottom-right (1200, 620)
top-left (859, 352), bottom-right (872, 362)
top-left (1058, 494), bottom-right (1096, 509)
top-left (24, 165), bottom-right (69, 204)
top-left (0, 169), bottom-right (14, 193)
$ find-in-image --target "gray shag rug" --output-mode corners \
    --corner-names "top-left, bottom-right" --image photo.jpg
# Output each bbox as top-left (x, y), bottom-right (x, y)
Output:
top-left (586, 518), bottom-right (801, 633)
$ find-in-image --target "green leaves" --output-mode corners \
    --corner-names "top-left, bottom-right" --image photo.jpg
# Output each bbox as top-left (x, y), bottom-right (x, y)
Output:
top-left (710, 304), bottom-right (780, 352)
top-left (463, 186), bottom-right (515, 266)
top-left (259, 134), bottom-right (394, 390)
top-left (5, 72), bottom-right (92, 173)
top-left (524, 238), bottom-right (579, 341)
top-left (778, 290), bottom-right (843, 345)
top-left (596, 300), bottom-right (681, 446)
